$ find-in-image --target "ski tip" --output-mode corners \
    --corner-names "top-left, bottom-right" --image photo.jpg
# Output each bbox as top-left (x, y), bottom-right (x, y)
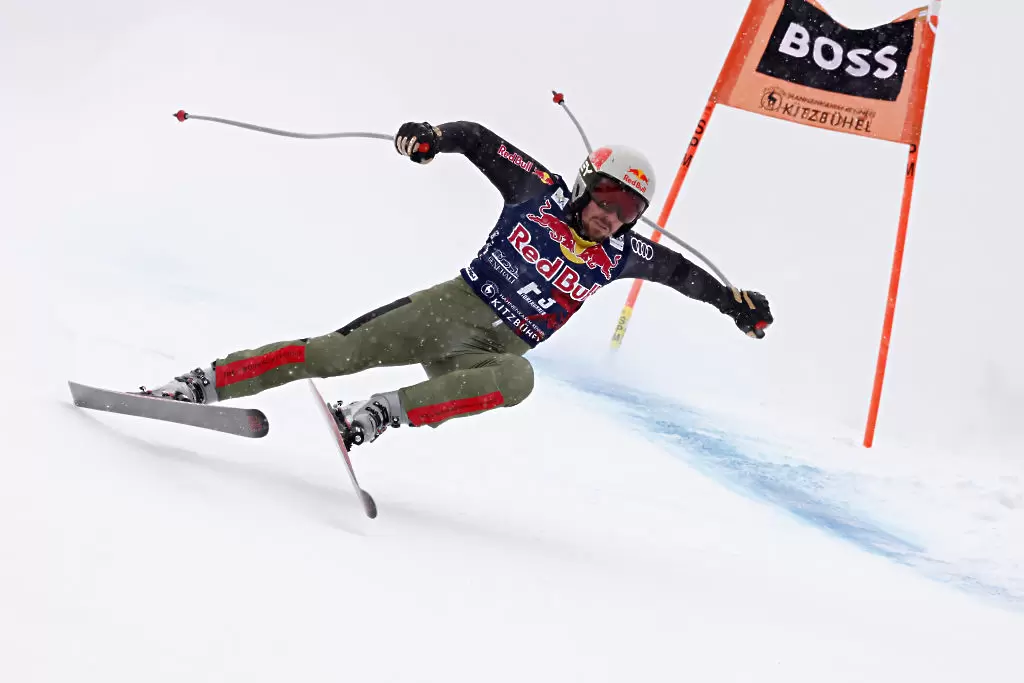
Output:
top-left (247, 411), bottom-right (271, 438)
top-left (67, 381), bottom-right (88, 407)
top-left (361, 490), bottom-right (378, 519)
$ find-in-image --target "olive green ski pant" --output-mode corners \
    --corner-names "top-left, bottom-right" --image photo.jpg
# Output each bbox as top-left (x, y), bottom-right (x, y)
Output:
top-left (210, 277), bottom-right (534, 427)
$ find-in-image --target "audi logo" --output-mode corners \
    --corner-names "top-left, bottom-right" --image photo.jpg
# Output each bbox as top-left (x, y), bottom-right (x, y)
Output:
top-left (630, 236), bottom-right (654, 260)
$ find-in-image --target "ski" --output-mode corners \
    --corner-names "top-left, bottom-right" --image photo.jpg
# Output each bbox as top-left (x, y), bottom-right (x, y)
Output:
top-left (68, 381), bottom-right (269, 438)
top-left (306, 380), bottom-right (378, 519)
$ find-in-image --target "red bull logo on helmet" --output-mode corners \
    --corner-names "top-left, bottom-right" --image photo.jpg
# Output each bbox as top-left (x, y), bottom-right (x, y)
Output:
top-left (627, 168), bottom-right (649, 183)
top-left (623, 167), bottom-right (649, 194)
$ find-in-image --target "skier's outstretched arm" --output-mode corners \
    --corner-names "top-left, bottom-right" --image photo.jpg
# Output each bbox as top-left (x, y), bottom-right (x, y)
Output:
top-left (393, 120), bottom-right (553, 204)
top-left (620, 236), bottom-right (774, 338)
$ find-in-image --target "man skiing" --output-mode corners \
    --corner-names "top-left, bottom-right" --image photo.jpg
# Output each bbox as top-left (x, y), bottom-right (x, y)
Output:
top-left (144, 121), bottom-right (774, 447)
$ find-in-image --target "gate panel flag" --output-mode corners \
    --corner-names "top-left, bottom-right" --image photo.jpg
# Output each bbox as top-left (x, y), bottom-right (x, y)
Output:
top-left (718, 0), bottom-right (937, 144)
top-left (609, 0), bottom-right (942, 447)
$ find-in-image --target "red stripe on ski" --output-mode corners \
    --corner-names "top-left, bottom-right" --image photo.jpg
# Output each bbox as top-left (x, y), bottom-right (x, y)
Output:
top-left (215, 345), bottom-right (306, 387)
top-left (407, 391), bottom-right (505, 426)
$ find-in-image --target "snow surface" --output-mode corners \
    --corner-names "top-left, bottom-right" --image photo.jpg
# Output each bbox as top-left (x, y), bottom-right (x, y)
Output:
top-left (4, 0), bottom-right (1023, 680)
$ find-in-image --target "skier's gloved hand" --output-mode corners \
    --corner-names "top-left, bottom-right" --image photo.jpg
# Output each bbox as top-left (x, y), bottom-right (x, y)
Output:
top-left (722, 288), bottom-right (773, 339)
top-left (395, 122), bottom-right (441, 164)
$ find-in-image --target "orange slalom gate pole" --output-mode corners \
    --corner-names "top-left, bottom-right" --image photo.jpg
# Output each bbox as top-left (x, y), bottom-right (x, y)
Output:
top-left (610, 0), bottom-right (767, 350)
top-left (863, 6), bottom-right (939, 447)
top-left (863, 144), bottom-right (921, 447)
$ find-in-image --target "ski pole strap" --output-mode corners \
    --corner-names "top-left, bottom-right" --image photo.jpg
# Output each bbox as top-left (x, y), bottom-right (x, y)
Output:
top-left (174, 110), bottom-right (392, 142)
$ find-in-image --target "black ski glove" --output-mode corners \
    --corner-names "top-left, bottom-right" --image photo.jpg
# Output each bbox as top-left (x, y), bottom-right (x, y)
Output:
top-left (395, 122), bottom-right (441, 164)
top-left (722, 288), bottom-right (773, 339)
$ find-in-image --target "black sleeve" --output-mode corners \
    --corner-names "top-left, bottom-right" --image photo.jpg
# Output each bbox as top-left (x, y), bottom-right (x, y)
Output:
top-left (436, 121), bottom-right (556, 204)
top-left (619, 234), bottom-right (731, 311)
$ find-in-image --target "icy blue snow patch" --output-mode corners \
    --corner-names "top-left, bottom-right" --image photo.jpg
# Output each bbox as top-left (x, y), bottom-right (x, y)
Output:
top-left (533, 356), bottom-right (1023, 608)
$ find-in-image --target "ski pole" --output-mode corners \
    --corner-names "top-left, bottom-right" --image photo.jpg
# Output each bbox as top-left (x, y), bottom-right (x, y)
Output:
top-left (549, 92), bottom-right (734, 290)
top-left (177, 103), bottom-right (732, 289)
top-left (173, 110), bottom-right (430, 151)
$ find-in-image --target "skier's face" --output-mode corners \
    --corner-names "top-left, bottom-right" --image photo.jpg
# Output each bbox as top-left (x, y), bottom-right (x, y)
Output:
top-left (580, 199), bottom-right (624, 242)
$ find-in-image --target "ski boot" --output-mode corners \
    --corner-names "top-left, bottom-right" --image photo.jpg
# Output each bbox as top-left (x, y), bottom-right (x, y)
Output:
top-left (330, 392), bottom-right (404, 449)
top-left (140, 367), bottom-right (218, 404)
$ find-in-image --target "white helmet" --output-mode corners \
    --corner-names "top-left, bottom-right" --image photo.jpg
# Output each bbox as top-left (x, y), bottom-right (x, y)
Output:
top-left (569, 145), bottom-right (656, 235)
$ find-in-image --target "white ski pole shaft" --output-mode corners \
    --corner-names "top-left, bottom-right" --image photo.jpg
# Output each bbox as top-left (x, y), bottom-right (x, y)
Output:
top-left (173, 110), bottom-right (396, 143)
top-left (637, 216), bottom-right (734, 289)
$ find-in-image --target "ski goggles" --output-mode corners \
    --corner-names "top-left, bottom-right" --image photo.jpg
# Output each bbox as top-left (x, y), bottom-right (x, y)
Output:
top-left (589, 177), bottom-right (648, 224)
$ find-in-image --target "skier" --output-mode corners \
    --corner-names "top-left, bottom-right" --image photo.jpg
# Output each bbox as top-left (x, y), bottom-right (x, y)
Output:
top-left (143, 121), bottom-right (774, 447)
